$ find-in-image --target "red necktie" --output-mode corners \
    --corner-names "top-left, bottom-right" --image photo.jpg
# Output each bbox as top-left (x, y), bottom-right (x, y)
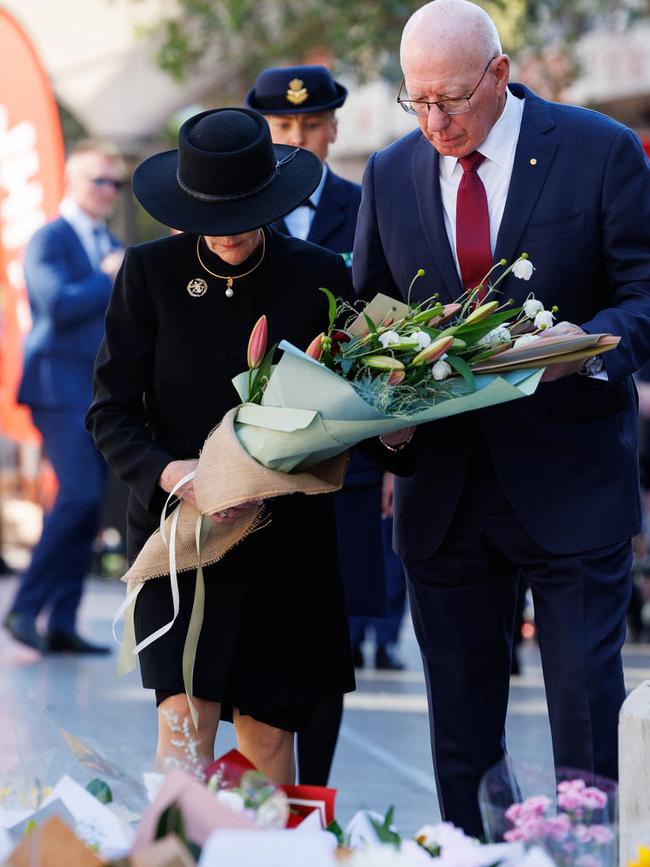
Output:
top-left (456, 151), bottom-right (492, 300)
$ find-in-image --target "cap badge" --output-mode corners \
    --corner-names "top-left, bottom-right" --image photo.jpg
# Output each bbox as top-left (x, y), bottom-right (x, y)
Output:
top-left (286, 78), bottom-right (309, 106)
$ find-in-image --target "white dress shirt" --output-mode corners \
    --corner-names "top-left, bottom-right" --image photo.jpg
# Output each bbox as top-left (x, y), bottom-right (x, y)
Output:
top-left (438, 90), bottom-right (525, 278)
top-left (283, 164), bottom-right (328, 241)
top-left (59, 198), bottom-right (112, 268)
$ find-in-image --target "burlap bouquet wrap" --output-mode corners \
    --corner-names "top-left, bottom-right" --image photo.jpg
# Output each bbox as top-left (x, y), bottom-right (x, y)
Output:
top-left (123, 407), bottom-right (347, 585)
top-left (115, 407), bottom-right (348, 723)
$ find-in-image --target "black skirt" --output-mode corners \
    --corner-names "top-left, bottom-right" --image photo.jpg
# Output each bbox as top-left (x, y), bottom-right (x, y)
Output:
top-left (134, 495), bottom-right (355, 732)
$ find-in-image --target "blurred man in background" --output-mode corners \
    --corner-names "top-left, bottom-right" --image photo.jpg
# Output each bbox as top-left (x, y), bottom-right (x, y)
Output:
top-left (4, 140), bottom-right (125, 654)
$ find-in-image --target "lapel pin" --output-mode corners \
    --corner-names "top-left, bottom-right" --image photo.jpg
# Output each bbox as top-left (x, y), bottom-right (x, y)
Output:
top-left (529, 158), bottom-right (538, 166)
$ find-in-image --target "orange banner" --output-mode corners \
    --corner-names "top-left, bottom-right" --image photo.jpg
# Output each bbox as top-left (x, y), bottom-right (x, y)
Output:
top-left (0, 10), bottom-right (64, 443)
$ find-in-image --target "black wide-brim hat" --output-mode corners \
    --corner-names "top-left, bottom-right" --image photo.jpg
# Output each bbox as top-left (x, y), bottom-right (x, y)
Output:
top-left (133, 107), bottom-right (322, 235)
top-left (245, 65), bottom-right (347, 115)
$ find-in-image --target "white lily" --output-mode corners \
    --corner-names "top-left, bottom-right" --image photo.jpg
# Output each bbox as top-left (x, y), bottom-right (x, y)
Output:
top-left (523, 297), bottom-right (544, 319)
top-left (378, 330), bottom-right (401, 348)
top-left (512, 258), bottom-right (535, 280)
top-left (432, 359), bottom-right (452, 381)
top-left (478, 324), bottom-right (511, 347)
top-left (534, 310), bottom-right (554, 331)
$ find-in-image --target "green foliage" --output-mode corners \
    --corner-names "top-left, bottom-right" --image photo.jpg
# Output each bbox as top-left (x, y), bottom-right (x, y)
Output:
top-left (447, 354), bottom-right (476, 392)
top-left (369, 805), bottom-right (402, 847)
top-left (86, 778), bottom-right (113, 805)
top-left (134, 0), bottom-right (650, 97)
top-left (319, 286), bottom-right (338, 330)
top-left (134, 0), bottom-right (521, 89)
top-left (248, 343), bottom-right (277, 404)
top-left (327, 819), bottom-right (345, 845)
top-left (154, 801), bottom-right (202, 861)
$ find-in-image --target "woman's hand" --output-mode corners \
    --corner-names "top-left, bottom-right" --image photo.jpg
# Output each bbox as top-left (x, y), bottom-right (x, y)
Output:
top-left (159, 461), bottom-right (262, 523)
top-left (380, 427), bottom-right (416, 448)
top-left (211, 501), bottom-right (262, 524)
top-left (159, 459), bottom-right (200, 510)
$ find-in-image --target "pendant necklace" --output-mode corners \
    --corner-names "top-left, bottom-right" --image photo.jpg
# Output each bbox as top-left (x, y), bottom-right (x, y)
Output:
top-left (196, 230), bottom-right (266, 298)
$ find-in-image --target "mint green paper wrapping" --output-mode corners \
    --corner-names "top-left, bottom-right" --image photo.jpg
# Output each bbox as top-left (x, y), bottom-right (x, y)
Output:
top-left (232, 340), bottom-right (544, 473)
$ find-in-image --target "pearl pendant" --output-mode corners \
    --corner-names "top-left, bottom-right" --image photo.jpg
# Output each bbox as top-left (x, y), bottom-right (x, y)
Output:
top-left (225, 287), bottom-right (234, 298)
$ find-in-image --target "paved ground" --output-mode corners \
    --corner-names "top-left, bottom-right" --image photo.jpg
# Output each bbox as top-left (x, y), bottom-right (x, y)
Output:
top-left (0, 571), bottom-right (647, 835)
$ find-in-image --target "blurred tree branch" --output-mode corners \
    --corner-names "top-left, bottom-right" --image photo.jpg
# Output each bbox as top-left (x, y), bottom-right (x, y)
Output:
top-left (135, 0), bottom-right (650, 99)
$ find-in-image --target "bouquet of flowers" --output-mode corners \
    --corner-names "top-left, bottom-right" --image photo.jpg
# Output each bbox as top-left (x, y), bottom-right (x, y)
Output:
top-left (479, 758), bottom-right (618, 867)
top-left (502, 780), bottom-right (615, 867)
top-left (246, 256), bottom-right (574, 417)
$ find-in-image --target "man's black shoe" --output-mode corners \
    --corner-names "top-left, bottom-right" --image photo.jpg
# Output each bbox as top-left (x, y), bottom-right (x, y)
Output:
top-left (45, 630), bottom-right (110, 654)
top-left (375, 646), bottom-right (405, 671)
top-left (352, 644), bottom-right (364, 668)
top-left (4, 612), bottom-right (46, 651)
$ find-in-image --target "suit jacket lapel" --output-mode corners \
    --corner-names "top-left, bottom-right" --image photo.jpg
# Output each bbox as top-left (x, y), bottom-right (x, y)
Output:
top-left (60, 216), bottom-right (96, 271)
top-left (308, 171), bottom-right (346, 246)
top-left (411, 135), bottom-right (462, 300)
top-left (494, 85), bottom-right (558, 273)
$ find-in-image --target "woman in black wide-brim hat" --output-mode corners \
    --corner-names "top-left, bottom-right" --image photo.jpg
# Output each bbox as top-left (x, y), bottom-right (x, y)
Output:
top-left (86, 108), bottom-right (355, 782)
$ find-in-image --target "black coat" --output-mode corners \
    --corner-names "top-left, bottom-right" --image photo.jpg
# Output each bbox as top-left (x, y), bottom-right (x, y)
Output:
top-left (86, 228), bottom-right (355, 721)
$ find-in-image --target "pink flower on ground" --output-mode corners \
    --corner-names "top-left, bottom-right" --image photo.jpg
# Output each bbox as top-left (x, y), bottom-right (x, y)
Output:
top-left (520, 795), bottom-right (551, 816)
top-left (573, 824), bottom-right (592, 844)
top-left (542, 814), bottom-right (571, 841)
top-left (558, 791), bottom-right (585, 812)
top-left (557, 779), bottom-right (586, 793)
top-left (581, 787), bottom-right (608, 810)
top-left (505, 803), bottom-right (523, 823)
top-left (588, 824), bottom-right (614, 845)
top-left (504, 828), bottom-right (527, 842)
top-left (518, 816), bottom-right (547, 842)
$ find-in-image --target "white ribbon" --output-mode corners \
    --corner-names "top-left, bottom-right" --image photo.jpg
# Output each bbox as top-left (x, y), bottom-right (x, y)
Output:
top-left (111, 470), bottom-right (196, 659)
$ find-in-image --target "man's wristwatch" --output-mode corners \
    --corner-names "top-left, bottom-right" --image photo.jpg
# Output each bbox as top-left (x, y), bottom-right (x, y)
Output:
top-left (580, 354), bottom-right (604, 377)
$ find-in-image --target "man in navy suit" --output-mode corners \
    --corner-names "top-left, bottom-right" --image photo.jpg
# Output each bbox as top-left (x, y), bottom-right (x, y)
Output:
top-left (4, 140), bottom-right (125, 654)
top-left (354, 0), bottom-right (650, 836)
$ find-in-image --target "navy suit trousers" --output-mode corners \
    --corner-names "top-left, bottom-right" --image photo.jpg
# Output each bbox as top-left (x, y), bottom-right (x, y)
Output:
top-left (12, 409), bottom-right (106, 632)
top-left (349, 517), bottom-right (407, 649)
top-left (404, 443), bottom-right (631, 838)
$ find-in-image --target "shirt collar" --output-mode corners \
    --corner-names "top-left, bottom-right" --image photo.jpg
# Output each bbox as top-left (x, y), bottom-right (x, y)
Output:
top-left (59, 198), bottom-right (106, 233)
top-left (306, 163), bottom-right (328, 208)
top-left (438, 89), bottom-right (524, 178)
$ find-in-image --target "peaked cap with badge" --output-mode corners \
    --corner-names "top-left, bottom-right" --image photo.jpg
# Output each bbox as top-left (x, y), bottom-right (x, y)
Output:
top-left (245, 65), bottom-right (347, 115)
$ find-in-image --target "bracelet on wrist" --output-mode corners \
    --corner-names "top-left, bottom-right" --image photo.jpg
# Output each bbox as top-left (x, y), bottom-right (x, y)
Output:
top-left (380, 433), bottom-right (414, 453)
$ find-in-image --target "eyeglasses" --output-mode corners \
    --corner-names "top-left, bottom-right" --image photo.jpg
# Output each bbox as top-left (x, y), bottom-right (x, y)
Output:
top-left (397, 56), bottom-right (497, 117)
top-left (90, 177), bottom-right (124, 190)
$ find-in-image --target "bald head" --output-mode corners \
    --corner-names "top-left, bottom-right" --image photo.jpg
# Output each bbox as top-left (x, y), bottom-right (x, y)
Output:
top-left (401, 0), bottom-right (501, 76)
top-left (398, 0), bottom-right (509, 159)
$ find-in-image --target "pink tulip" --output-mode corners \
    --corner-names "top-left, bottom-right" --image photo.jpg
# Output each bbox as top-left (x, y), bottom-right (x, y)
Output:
top-left (247, 315), bottom-right (268, 369)
top-left (305, 333), bottom-right (324, 361)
